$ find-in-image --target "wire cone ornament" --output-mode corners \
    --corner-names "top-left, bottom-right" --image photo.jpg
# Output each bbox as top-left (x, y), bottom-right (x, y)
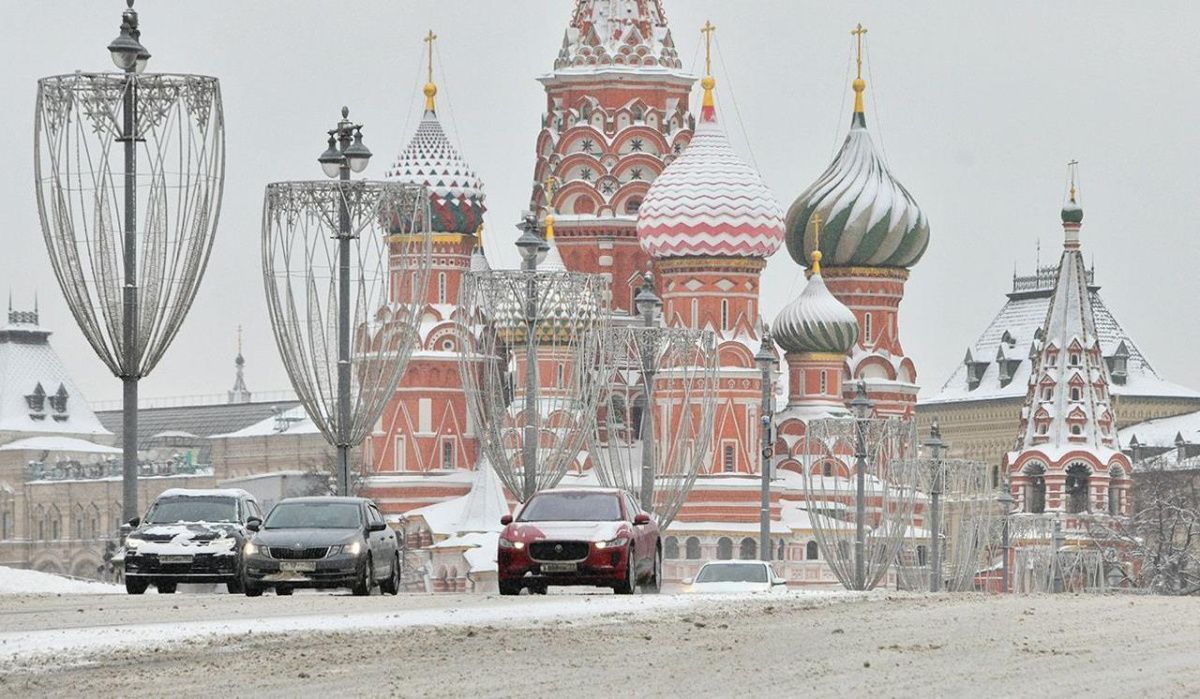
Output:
top-left (457, 269), bottom-right (611, 501)
top-left (895, 459), bottom-right (999, 591)
top-left (35, 72), bottom-right (224, 379)
top-left (589, 326), bottom-right (717, 528)
top-left (802, 416), bottom-right (919, 590)
top-left (262, 181), bottom-right (431, 452)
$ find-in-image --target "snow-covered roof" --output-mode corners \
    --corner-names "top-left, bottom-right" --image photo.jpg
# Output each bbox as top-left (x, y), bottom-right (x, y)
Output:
top-left (1119, 410), bottom-right (1200, 448)
top-left (430, 531), bottom-right (499, 574)
top-left (923, 265), bottom-right (1200, 405)
top-left (665, 520), bottom-right (791, 535)
top-left (0, 309), bottom-right (110, 439)
top-left (404, 459), bottom-right (511, 537)
top-left (209, 405), bottom-right (318, 439)
top-left (0, 436), bottom-right (121, 454)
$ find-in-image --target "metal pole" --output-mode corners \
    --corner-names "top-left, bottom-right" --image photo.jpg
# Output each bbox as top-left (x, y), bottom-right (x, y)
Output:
top-left (639, 303), bottom-right (656, 510)
top-left (1051, 518), bottom-right (1064, 593)
top-left (759, 386), bottom-right (771, 562)
top-left (521, 247), bottom-right (538, 501)
top-left (1001, 508), bottom-right (1011, 593)
top-left (336, 132), bottom-right (352, 496)
top-left (925, 424), bottom-right (944, 593)
top-left (120, 64), bottom-right (139, 523)
top-left (854, 414), bottom-right (866, 590)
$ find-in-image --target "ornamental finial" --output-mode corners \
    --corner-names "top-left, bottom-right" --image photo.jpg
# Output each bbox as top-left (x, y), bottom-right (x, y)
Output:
top-left (700, 21), bottom-right (717, 116)
top-left (423, 30), bottom-right (439, 112)
top-left (543, 175), bottom-right (557, 240)
top-left (810, 212), bottom-right (823, 274)
top-left (1068, 159), bottom-right (1079, 203)
top-left (851, 23), bottom-right (868, 114)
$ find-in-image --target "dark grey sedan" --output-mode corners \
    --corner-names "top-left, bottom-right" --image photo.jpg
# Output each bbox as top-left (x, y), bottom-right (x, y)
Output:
top-left (242, 496), bottom-right (401, 596)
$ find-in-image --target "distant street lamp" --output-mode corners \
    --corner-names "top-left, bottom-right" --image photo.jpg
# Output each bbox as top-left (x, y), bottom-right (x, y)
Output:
top-left (36, 0), bottom-right (224, 522)
top-left (925, 421), bottom-right (945, 592)
top-left (850, 382), bottom-right (874, 590)
top-left (633, 274), bottom-right (663, 508)
top-left (754, 328), bottom-right (779, 562)
top-left (997, 480), bottom-right (1015, 593)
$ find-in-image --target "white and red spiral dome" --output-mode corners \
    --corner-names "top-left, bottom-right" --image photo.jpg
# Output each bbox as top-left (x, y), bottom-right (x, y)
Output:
top-left (637, 103), bottom-right (784, 259)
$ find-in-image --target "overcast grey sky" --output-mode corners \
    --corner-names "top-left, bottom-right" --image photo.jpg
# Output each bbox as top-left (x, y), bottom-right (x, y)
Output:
top-left (3, 1), bottom-right (1198, 405)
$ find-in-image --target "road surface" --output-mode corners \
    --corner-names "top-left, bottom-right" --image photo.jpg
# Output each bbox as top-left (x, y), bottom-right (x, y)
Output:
top-left (1, 590), bottom-right (1196, 697)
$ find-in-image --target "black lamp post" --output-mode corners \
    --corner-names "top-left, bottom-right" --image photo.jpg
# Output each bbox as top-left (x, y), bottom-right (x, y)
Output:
top-left (925, 420), bottom-right (945, 592)
top-left (514, 215), bottom-right (544, 500)
top-left (997, 479), bottom-right (1015, 593)
top-left (633, 273), bottom-right (663, 509)
top-left (754, 328), bottom-right (779, 562)
top-left (849, 381), bottom-right (874, 590)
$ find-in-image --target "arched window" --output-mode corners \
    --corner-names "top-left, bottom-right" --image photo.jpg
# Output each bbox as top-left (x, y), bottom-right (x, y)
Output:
top-left (556, 363), bottom-right (565, 389)
top-left (806, 541), bottom-right (819, 560)
top-left (437, 272), bottom-right (447, 304)
top-left (1070, 353), bottom-right (1081, 366)
top-left (739, 537), bottom-right (757, 560)
top-left (1025, 464), bottom-right (1046, 514)
top-left (624, 197), bottom-right (643, 215)
top-left (716, 537), bottom-right (733, 560)
top-left (917, 545), bottom-right (928, 566)
top-left (1042, 388), bottom-right (1052, 401)
top-left (1070, 387), bottom-right (1081, 401)
top-left (1071, 424), bottom-right (1082, 435)
top-left (690, 298), bottom-right (699, 327)
top-left (685, 537), bottom-right (701, 560)
top-left (720, 299), bottom-right (729, 330)
top-left (822, 462), bottom-right (832, 478)
top-left (864, 313), bottom-right (873, 343)
top-left (664, 537), bottom-right (680, 559)
top-left (1066, 463), bottom-right (1090, 513)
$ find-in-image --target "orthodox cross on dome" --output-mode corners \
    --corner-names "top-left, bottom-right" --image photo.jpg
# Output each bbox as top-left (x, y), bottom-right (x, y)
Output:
top-left (700, 20), bottom-right (717, 120)
top-left (851, 23), bottom-right (868, 114)
top-left (423, 30), bottom-right (438, 112)
top-left (1067, 159), bottom-right (1079, 202)
top-left (810, 212), bottom-right (824, 274)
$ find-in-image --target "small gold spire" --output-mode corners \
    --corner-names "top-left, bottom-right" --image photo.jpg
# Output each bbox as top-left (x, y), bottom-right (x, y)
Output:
top-left (851, 23), bottom-right (868, 114)
top-left (423, 30), bottom-right (438, 112)
top-left (543, 176), bottom-right (558, 240)
top-left (1068, 159), bottom-right (1079, 202)
top-left (810, 213), bottom-right (824, 274)
top-left (701, 20), bottom-right (717, 110)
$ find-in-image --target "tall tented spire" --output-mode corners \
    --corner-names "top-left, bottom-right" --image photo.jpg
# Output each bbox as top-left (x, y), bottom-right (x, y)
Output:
top-left (784, 23), bottom-right (929, 270)
top-left (386, 32), bottom-right (486, 235)
top-left (554, 0), bottom-right (682, 74)
top-left (1005, 171), bottom-right (1130, 514)
top-left (228, 325), bottom-right (251, 404)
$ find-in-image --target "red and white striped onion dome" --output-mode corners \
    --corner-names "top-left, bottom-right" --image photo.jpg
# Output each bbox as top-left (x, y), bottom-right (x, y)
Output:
top-left (386, 108), bottom-right (486, 235)
top-left (637, 85), bottom-right (784, 259)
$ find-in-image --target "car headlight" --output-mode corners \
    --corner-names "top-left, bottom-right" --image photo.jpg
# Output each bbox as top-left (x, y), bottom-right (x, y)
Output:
top-left (594, 537), bottom-right (629, 550)
top-left (497, 538), bottom-right (524, 550)
top-left (243, 540), bottom-right (267, 557)
top-left (330, 541), bottom-right (363, 556)
top-left (124, 536), bottom-right (144, 551)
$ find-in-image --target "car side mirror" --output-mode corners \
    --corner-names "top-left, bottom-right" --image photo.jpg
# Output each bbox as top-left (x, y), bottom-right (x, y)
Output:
top-left (126, 517), bottom-right (140, 528)
top-left (633, 513), bottom-right (651, 526)
top-left (367, 521), bottom-right (388, 533)
top-left (682, 577), bottom-right (693, 585)
top-left (772, 579), bottom-right (787, 586)
top-left (500, 515), bottom-right (513, 526)
top-left (245, 518), bottom-right (261, 532)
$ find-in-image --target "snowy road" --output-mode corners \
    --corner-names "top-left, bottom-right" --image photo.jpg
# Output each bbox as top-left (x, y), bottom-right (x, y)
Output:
top-left (2, 591), bottom-right (1198, 697)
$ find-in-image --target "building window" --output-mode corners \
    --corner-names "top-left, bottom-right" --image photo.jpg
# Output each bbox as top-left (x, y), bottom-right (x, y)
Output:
top-left (720, 299), bottom-right (729, 330)
top-left (437, 272), bottom-right (447, 304)
top-left (690, 298), bottom-right (699, 327)
top-left (685, 537), bottom-right (701, 560)
top-left (1070, 353), bottom-right (1081, 366)
top-left (917, 545), bottom-right (928, 566)
top-left (393, 435), bottom-right (406, 471)
top-left (864, 313), bottom-right (873, 343)
top-left (1071, 424), bottom-right (1082, 436)
top-left (716, 537), bottom-right (733, 560)
top-left (739, 538), bottom-right (757, 560)
top-left (822, 462), bottom-right (832, 478)
top-left (1070, 387), bottom-right (1081, 401)
top-left (441, 439), bottom-right (455, 470)
top-left (664, 537), bottom-right (680, 559)
top-left (806, 541), bottom-right (819, 560)
top-left (819, 371), bottom-right (828, 395)
top-left (722, 444), bottom-right (736, 473)
top-left (1026, 471), bottom-right (1046, 514)
top-left (1037, 423), bottom-right (1047, 435)
top-left (556, 363), bottom-right (565, 389)
top-left (1066, 463), bottom-right (1090, 513)
top-left (418, 398), bottom-right (432, 434)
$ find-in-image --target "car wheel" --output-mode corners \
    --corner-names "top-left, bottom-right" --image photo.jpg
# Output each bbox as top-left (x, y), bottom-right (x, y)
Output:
top-left (498, 580), bottom-right (521, 596)
top-left (226, 566), bottom-right (245, 594)
top-left (244, 583), bottom-right (264, 598)
top-left (352, 555), bottom-right (374, 596)
top-left (643, 545), bottom-right (663, 594)
top-left (380, 553), bottom-right (401, 595)
top-left (156, 581), bottom-right (177, 594)
top-left (529, 582), bottom-right (548, 595)
top-left (276, 586), bottom-right (294, 596)
top-left (614, 548), bottom-right (636, 595)
top-left (124, 577), bottom-right (149, 595)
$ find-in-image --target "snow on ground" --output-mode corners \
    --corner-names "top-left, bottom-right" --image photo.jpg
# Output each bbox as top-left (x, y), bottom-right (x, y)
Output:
top-left (0, 566), bottom-right (121, 595)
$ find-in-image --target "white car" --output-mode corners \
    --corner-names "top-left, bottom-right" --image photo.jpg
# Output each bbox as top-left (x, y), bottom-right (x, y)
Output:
top-left (682, 560), bottom-right (788, 594)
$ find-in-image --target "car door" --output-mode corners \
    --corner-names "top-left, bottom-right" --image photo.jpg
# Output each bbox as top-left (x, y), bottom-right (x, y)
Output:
top-left (365, 503), bottom-right (393, 575)
top-left (625, 493), bottom-right (653, 574)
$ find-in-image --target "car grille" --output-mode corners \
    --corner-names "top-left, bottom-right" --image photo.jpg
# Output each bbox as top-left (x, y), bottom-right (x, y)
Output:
top-left (269, 547), bottom-right (329, 560)
top-left (530, 541), bottom-right (589, 561)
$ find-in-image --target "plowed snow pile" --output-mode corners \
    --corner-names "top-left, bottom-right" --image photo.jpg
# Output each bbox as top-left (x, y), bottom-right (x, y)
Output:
top-left (0, 566), bottom-right (121, 595)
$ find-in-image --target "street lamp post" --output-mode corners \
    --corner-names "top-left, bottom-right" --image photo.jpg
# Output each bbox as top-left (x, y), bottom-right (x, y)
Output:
top-left (514, 215), bottom-right (546, 501)
top-left (925, 421), bottom-right (945, 593)
top-left (754, 329), bottom-right (778, 562)
top-left (850, 381), bottom-right (874, 590)
top-left (633, 274), bottom-right (663, 509)
top-left (317, 107), bottom-right (372, 496)
top-left (997, 480), bottom-right (1014, 593)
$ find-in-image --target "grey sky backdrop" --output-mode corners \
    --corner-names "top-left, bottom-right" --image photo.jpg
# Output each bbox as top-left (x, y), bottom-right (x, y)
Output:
top-left (3, 1), bottom-right (1198, 406)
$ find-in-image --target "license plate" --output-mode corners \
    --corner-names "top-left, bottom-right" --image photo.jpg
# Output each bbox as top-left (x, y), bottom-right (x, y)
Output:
top-left (279, 561), bottom-right (316, 572)
top-left (541, 562), bottom-right (577, 573)
top-left (159, 555), bottom-right (193, 564)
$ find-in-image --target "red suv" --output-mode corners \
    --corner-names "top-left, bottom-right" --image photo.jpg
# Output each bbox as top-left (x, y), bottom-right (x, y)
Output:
top-left (498, 488), bottom-right (661, 595)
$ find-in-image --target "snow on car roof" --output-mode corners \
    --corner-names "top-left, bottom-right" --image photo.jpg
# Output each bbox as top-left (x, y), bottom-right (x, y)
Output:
top-left (156, 488), bottom-right (254, 500)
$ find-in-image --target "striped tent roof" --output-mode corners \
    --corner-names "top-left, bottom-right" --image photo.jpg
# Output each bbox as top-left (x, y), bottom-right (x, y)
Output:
top-left (636, 103), bottom-right (783, 259)
top-left (386, 110), bottom-right (486, 235)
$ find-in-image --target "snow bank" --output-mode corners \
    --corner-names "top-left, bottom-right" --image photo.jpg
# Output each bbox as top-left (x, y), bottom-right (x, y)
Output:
top-left (0, 566), bottom-right (121, 595)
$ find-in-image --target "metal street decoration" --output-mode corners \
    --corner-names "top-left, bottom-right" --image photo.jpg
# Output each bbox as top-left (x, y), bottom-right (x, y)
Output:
top-left (1009, 516), bottom-right (1113, 593)
top-left (589, 325), bottom-right (718, 528)
top-left (34, 1), bottom-right (224, 521)
top-left (895, 457), bottom-right (999, 592)
top-left (262, 179), bottom-right (431, 494)
top-left (457, 268), bottom-right (610, 501)
top-left (802, 404), bottom-right (919, 591)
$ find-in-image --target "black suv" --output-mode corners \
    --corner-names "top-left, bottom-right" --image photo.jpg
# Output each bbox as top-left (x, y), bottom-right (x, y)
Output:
top-left (122, 488), bottom-right (264, 595)
top-left (242, 496), bottom-right (401, 596)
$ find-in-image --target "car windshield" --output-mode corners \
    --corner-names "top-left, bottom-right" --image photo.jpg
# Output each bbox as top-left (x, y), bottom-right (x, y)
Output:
top-left (264, 502), bottom-right (362, 530)
top-left (144, 496), bottom-right (238, 524)
top-left (695, 563), bottom-right (769, 584)
top-left (517, 492), bottom-right (622, 522)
